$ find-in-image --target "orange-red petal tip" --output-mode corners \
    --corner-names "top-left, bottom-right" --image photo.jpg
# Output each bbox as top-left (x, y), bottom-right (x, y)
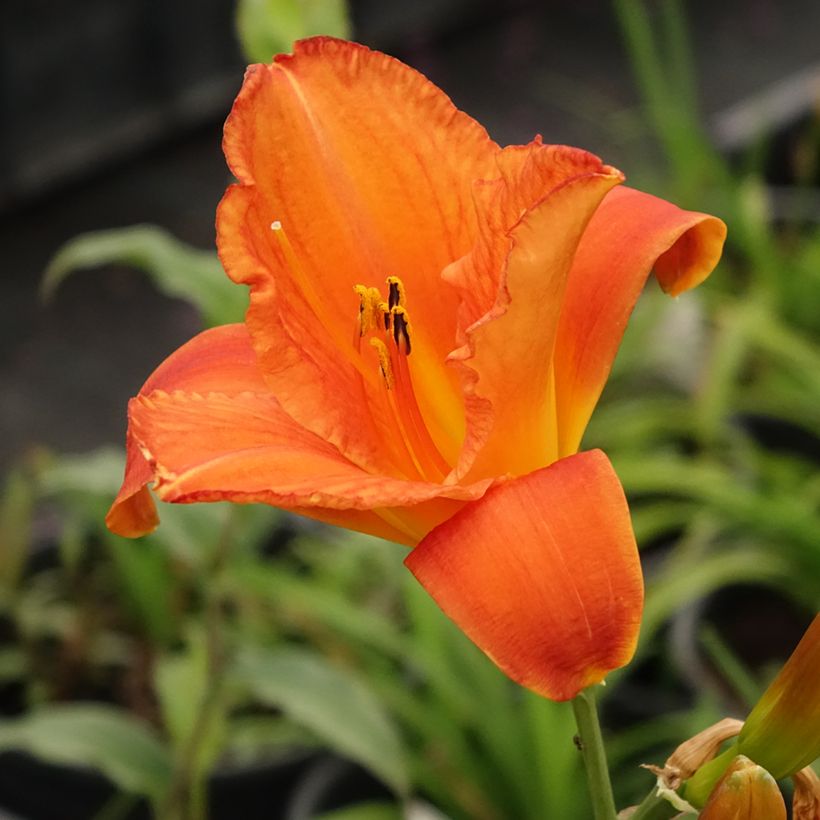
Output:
top-left (105, 485), bottom-right (159, 538)
top-left (405, 449), bottom-right (643, 701)
top-left (655, 212), bottom-right (727, 297)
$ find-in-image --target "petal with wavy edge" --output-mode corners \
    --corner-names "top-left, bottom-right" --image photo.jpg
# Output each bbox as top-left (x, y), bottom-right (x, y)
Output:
top-left (446, 150), bottom-right (623, 479)
top-left (127, 389), bottom-right (494, 546)
top-left (218, 37), bottom-right (499, 474)
top-left (554, 185), bottom-right (727, 456)
top-left (106, 324), bottom-right (270, 537)
top-left (406, 449), bottom-right (643, 701)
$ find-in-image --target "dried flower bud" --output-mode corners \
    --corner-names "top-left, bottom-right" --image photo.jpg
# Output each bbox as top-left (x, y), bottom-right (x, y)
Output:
top-left (668, 717), bottom-right (745, 782)
top-left (792, 766), bottom-right (820, 820)
top-left (640, 717), bottom-right (743, 793)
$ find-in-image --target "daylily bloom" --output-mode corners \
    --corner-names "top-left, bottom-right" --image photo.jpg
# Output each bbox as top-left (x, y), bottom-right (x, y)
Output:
top-left (107, 37), bottom-right (725, 700)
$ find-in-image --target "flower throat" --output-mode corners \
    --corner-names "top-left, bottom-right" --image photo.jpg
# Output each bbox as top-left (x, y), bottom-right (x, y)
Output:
top-left (270, 220), bottom-right (450, 483)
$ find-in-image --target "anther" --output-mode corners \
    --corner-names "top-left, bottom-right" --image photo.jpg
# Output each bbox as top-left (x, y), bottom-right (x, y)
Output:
top-left (369, 338), bottom-right (394, 388)
top-left (391, 306), bottom-right (412, 355)
top-left (354, 285), bottom-right (384, 336)
top-left (386, 276), bottom-right (406, 310)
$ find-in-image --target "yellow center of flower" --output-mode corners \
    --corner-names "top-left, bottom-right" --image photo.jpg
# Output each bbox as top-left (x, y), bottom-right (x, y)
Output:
top-left (270, 219), bottom-right (451, 486)
top-left (355, 276), bottom-right (451, 483)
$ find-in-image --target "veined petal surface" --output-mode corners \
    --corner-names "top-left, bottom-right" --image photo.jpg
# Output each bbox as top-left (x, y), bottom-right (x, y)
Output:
top-left (128, 389), bottom-right (494, 546)
top-left (106, 324), bottom-right (268, 537)
top-left (444, 140), bottom-right (624, 478)
top-left (218, 37), bottom-right (498, 474)
top-left (406, 449), bottom-right (643, 700)
top-left (554, 185), bottom-right (727, 456)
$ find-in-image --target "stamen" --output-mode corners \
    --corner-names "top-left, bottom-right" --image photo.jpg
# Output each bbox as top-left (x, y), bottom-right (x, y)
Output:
top-left (272, 220), bottom-right (378, 388)
top-left (391, 306), bottom-right (412, 355)
top-left (354, 285), bottom-right (383, 337)
top-left (369, 338), bottom-right (394, 389)
top-left (353, 273), bottom-right (452, 482)
top-left (379, 301), bottom-right (391, 331)
top-left (386, 276), bottom-right (406, 309)
top-left (391, 347), bottom-right (451, 480)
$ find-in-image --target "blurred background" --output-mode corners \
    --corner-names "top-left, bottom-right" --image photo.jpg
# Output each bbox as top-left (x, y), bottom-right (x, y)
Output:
top-left (0, 0), bottom-right (818, 818)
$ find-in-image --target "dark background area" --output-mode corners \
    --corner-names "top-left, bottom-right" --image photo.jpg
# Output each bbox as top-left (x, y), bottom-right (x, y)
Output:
top-left (2, 0), bottom-right (819, 473)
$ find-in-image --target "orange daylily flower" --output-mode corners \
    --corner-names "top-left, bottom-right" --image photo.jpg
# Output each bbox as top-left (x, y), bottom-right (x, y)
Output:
top-left (107, 38), bottom-right (726, 700)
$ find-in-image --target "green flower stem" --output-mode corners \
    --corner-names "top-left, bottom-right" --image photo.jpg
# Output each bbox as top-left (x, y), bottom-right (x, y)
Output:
top-left (571, 687), bottom-right (618, 820)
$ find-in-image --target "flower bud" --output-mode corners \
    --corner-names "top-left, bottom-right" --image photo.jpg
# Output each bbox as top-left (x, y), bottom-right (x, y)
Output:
top-left (738, 615), bottom-right (820, 778)
top-left (699, 755), bottom-right (786, 820)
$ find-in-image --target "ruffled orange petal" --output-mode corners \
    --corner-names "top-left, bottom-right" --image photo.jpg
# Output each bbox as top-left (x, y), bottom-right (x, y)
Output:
top-left (405, 449), bottom-right (643, 701)
top-left (217, 37), bottom-right (498, 474)
top-left (106, 324), bottom-right (270, 537)
top-left (445, 142), bottom-right (623, 479)
top-left (553, 185), bottom-right (727, 456)
top-left (127, 389), bottom-right (494, 546)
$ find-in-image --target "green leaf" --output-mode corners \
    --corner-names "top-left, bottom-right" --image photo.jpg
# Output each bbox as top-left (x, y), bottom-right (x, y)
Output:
top-left (0, 704), bottom-right (172, 801)
top-left (37, 447), bottom-right (126, 498)
top-left (315, 802), bottom-right (403, 820)
top-left (154, 632), bottom-right (227, 772)
top-left (235, 645), bottom-right (408, 796)
top-left (42, 225), bottom-right (246, 327)
top-left (0, 469), bottom-right (35, 591)
top-left (236, 0), bottom-right (351, 64)
top-left (105, 533), bottom-right (178, 646)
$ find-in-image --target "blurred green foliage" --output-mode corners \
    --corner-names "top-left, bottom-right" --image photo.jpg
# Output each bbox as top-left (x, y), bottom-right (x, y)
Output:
top-left (236, 0), bottom-right (351, 63)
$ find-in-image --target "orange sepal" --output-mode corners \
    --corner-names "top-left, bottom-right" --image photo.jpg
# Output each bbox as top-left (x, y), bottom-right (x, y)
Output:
top-left (554, 185), bottom-right (727, 456)
top-left (405, 449), bottom-right (643, 701)
top-left (106, 324), bottom-right (270, 537)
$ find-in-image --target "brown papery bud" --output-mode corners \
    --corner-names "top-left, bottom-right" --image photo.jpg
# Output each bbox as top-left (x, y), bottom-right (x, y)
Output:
top-left (793, 766), bottom-right (820, 820)
top-left (642, 717), bottom-right (744, 791)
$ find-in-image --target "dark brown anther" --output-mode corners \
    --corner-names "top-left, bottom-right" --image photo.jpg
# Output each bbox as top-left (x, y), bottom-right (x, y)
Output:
top-left (392, 308), bottom-right (412, 355)
top-left (388, 279), bottom-right (402, 310)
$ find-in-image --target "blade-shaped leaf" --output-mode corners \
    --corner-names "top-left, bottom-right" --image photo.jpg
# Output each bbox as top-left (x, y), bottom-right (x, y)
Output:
top-left (235, 646), bottom-right (408, 796)
top-left (42, 225), bottom-right (246, 327)
top-left (0, 704), bottom-right (172, 802)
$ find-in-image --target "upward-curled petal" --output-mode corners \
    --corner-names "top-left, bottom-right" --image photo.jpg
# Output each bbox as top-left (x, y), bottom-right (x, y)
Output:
top-left (218, 37), bottom-right (498, 474)
top-left (554, 185), bottom-right (727, 456)
top-left (106, 324), bottom-right (268, 537)
top-left (406, 449), bottom-right (643, 701)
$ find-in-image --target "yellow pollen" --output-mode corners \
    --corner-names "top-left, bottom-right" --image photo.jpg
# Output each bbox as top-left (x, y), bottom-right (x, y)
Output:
top-left (354, 285), bottom-right (383, 336)
top-left (353, 274), bottom-right (451, 482)
top-left (386, 276), bottom-right (406, 309)
top-left (369, 338), bottom-right (394, 389)
top-left (272, 220), bottom-right (378, 388)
